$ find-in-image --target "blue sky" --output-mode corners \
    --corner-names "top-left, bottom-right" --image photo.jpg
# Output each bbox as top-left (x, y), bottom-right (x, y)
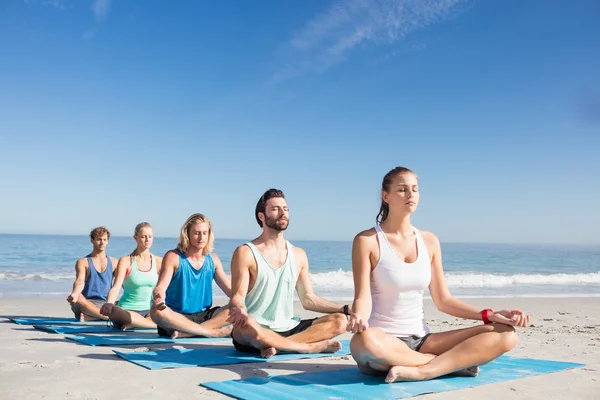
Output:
top-left (1, 0), bottom-right (599, 244)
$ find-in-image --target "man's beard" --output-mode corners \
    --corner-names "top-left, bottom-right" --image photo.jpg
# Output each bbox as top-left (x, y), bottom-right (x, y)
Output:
top-left (265, 216), bottom-right (289, 231)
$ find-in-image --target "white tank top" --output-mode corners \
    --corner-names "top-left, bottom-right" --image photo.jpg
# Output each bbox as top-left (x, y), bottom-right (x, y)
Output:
top-left (368, 224), bottom-right (432, 337)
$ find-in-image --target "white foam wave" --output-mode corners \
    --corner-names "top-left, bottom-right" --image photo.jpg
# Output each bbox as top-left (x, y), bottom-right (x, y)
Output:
top-left (308, 269), bottom-right (600, 291)
top-left (444, 272), bottom-right (600, 287)
top-left (0, 272), bottom-right (73, 281)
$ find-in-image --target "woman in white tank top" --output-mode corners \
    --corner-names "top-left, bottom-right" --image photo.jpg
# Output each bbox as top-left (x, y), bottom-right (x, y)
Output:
top-left (347, 166), bottom-right (531, 383)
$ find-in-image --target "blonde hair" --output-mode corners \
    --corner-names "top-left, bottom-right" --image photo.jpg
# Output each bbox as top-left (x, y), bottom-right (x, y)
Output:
top-left (134, 222), bottom-right (152, 236)
top-left (90, 226), bottom-right (110, 240)
top-left (177, 213), bottom-right (214, 255)
top-left (132, 222), bottom-right (152, 256)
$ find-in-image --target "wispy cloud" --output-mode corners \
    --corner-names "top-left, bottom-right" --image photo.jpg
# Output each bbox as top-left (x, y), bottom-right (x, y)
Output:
top-left (40, 0), bottom-right (65, 10)
top-left (91, 0), bottom-right (112, 21)
top-left (272, 0), bottom-right (471, 83)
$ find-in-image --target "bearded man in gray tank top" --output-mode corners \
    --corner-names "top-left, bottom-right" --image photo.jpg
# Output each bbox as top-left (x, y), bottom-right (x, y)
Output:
top-left (348, 167), bottom-right (531, 383)
top-left (227, 189), bottom-right (350, 358)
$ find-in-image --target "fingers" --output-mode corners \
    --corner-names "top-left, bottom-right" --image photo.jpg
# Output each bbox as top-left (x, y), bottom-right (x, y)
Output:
top-left (346, 318), bottom-right (357, 332)
top-left (509, 312), bottom-right (530, 327)
top-left (492, 310), bottom-right (530, 327)
top-left (227, 309), bottom-right (248, 329)
top-left (347, 316), bottom-right (368, 333)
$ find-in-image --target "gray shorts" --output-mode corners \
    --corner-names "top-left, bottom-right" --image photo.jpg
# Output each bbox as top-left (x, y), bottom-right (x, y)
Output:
top-left (397, 334), bottom-right (431, 352)
top-left (71, 299), bottom-right (105, 320)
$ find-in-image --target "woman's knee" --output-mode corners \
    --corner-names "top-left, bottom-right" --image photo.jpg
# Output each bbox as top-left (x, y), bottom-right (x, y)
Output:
top-left (491, 323), bottom-right (518, 352)
top-left (501, 326), bottom-right (518, 352)
top-left (350, 327), bottom-right (386, 357)
top-left (149, 306), bottom-right (165, 323)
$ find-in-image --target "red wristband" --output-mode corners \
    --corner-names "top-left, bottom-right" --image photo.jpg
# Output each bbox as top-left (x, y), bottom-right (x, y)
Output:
top-left (481, 309), bottom-right (492, 324)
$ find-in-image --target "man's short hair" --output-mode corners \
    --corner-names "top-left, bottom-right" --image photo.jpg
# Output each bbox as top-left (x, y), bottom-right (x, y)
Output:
top-left (90, 226), bottom-right (110, 240)
top-left (255, 189), bottom-right (285, 227)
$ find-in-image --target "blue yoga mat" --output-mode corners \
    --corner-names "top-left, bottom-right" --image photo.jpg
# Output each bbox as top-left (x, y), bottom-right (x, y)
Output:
top-left (33, 325), bottom-right (155, 334)
top-left (201, 355), bottom-right (584, 400)
top-left (9, 317), bottom-right (105, 325)
top-left (67, 333), bottom-right (231, 346)
top-left (114, 340), bottom-right (351, 369)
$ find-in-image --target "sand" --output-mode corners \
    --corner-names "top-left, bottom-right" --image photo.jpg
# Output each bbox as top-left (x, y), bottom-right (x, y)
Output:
top-left (0, 296), bottom-right (598, 399)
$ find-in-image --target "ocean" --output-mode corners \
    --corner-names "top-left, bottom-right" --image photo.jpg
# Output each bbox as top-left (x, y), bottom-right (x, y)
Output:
top-left (0, 234), bottom-right (599, 299)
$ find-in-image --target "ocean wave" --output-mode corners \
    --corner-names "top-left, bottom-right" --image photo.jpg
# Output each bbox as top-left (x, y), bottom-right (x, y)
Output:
top-left (308, 269), bottom-right (600, 291)
top-left (2, 268), bottom-right (600, 288)
top-left (0, 272), bottom-right (73, 281)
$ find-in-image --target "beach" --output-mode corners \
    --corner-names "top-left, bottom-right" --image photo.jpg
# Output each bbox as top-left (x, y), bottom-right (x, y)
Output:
top-left (1, 296), bottom-right (598, 399)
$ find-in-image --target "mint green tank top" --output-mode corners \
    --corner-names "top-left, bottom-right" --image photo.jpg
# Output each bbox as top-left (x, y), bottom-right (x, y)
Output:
top-left (244, 241), bottom-right (301, 332)
top-left (118, 255), bottom-right (158, 311)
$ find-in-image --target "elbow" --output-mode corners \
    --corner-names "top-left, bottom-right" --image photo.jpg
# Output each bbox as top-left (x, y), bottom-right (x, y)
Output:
top-left (433, 295), bottom-right (452, 313)
top-left (300, 295), bottom-right (316, 311)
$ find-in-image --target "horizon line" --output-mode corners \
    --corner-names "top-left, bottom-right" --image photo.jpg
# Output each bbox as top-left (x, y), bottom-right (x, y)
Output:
top-left (0, 232), bottom-right (599, 247)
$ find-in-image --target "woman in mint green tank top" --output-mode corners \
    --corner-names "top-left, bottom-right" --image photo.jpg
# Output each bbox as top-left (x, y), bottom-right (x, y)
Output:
top-left (100, 222), bottom-right (163, 330)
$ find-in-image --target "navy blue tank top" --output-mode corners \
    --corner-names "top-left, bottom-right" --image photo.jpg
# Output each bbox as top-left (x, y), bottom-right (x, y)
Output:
top-left (81, 255), bottom-right (113, 301)
top-left (165, 250), bottom-right (214, 314)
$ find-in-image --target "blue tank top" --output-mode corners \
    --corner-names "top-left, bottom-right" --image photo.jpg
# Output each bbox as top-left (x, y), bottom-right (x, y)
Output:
top-left (165, 250), bottom-right (215, 314)
top-left (81, 255), bottom-right (113, 301)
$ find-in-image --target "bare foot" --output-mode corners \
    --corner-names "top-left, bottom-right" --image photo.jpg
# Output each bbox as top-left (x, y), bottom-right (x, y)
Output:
top-left (260, 347), bottom-right (277, 358)
top-left (80, 314), bottom-right (104, 322)
top-left (385, 366), bottom-right (424, 383)
top-left (171, 330), bottom-right (194, 339)
top-left (209, 325), bottom-right (233, 338)
top-left (310, 339), bottom-right (342, 354)
top-left (448, 365), bottom-right (479, 377)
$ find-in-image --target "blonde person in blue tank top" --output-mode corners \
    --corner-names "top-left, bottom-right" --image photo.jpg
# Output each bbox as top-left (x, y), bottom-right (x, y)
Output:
top-left (227, 189), bottom-right (349, 358)
top-left (150, 213), bottom-right (233, 338)
top-left (99, 222), bottom-right (162, 330)
top-left (348, 167), bottom-right (531, 383)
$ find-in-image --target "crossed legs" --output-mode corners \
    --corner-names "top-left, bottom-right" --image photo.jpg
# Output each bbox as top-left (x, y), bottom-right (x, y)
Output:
top-left (232, 313), bottom-right (347, 358)
top-left (350, 323), bottom-right (518, 383)
top-left (108, 306), bottom-right (157, 330)
top-left (150, 305), bottom-right (232, 338)
top-left (70, 295), bottom-right (108, 321)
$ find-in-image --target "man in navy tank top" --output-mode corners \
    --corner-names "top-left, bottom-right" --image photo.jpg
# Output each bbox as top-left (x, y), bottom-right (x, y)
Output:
top-left (67, 226), bottom-right (118, 321)
top-left (150, 214), bottom-right (233, 338)
top-left (227, 189), bottom-right (350, 358)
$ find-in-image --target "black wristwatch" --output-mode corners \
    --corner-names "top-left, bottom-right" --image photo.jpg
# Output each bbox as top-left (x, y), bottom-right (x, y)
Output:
top-left (343, 304), bottom-right (350, 316)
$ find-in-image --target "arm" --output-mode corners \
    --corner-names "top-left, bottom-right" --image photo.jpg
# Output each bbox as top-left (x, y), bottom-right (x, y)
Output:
top-left (227, 246), bottom-right (253, 327)
top-left (211, 253), bottom-right (232, 298)
top-left (110, 257), bottom-right (119, 280)
top-left (347, 232), bottom-right (373, 333)
top-left (100, 256), bottom-right (131, 315)
top-left (66, 259), bottom-right (87, 303)
top-left (295, 247), bottom-right (348, 314)
top-left (155, 255), bottom-right (163, 275)
top-left (152, 251), bottom-right (178, 309)
top-left (426, 232), bottom-right (529, 327)
top-left (228, 246), bottom-right (251, 310)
